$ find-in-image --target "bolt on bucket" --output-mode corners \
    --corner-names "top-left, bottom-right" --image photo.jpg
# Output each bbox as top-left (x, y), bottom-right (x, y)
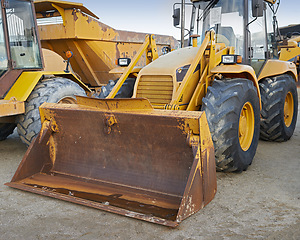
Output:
top-left (6, 97), bottom-right (216, 227)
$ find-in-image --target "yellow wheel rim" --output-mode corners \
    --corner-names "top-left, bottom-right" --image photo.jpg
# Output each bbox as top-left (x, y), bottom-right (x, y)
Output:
top-left (239, 102), bottom-right (255, 151)
top-left (284, 92), bottom-right (294, 127)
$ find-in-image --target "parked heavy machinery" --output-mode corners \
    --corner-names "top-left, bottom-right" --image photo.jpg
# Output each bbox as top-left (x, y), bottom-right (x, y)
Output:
top-left (33, 0), bottom-right (178, 88)
top-left (0, 0), bottom-right (90, 145)
top-left (279, 37), bottom-right (300, 82)
top-left (0, 0), bottom-right (177, 146)
top-left (108, 0), bottom-right (298, 169)
top-left (6, 0), bottom-right (298, 226)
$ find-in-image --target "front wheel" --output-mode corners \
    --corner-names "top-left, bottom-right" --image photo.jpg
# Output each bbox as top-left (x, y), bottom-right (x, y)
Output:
top-left (259, 74), bottom-right (298, 141)
top-left (201, 79), bottom-right (260, 172)
top-left (16, 78), bottom-right (86, 146)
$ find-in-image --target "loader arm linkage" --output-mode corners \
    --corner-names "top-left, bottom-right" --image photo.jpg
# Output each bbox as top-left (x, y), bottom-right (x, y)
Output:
top-left (165, 31), bottom-right (233, 111)
top-left (107, 34), bottom-right (158, 98)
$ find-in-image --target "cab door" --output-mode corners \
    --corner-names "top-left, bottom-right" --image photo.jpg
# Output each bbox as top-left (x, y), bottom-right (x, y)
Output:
top-left (0, 0), bottom-right (43, 98)
top-left (248, 1), bottom-right (268, 75)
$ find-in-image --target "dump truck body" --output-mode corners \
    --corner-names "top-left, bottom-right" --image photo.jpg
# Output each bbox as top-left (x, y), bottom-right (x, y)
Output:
top-left (34, 0), bottom-right (178, 87)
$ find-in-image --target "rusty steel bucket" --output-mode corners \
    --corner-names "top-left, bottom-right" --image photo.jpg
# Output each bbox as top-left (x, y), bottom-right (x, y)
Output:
top-left (6, 97), bottom-right (216, 227)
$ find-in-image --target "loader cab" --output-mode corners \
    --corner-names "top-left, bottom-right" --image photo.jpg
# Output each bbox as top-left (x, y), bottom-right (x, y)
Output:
top-left (175, 0), bottom-right (279, 74)
top-left (0, 0), bottom-right (43, 76)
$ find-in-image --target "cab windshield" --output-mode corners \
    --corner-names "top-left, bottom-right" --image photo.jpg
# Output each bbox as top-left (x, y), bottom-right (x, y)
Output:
top-left (196, 0), bottom-right (245, 58)
top-left (6, 0), bottom-right (42, 69)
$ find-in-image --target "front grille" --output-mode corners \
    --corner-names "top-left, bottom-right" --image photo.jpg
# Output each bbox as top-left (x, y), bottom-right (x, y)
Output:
top-left (136, 75), bottom-right (173, 109)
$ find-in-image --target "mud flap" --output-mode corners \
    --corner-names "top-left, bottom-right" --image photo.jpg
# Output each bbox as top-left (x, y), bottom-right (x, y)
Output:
top-left (5, 96), bottom-right (216, 227)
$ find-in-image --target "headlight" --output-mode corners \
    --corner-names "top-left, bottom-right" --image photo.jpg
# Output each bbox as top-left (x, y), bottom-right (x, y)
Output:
top-left (221, 55), bottom-right (242, 64)
top-left (117, 58), bottom-right (131, 67)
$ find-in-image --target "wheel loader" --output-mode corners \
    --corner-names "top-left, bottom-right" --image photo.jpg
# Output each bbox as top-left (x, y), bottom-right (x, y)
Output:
top-left (279, 36), bottom-right (300, 84)
top-left (6, 0), bottom-right (298, 227)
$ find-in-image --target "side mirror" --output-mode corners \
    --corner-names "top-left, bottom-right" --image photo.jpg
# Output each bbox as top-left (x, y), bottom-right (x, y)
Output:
top-left (173, 8), bottom-right (180, 27)
top-left (252, 0), bottom-right (264, 18)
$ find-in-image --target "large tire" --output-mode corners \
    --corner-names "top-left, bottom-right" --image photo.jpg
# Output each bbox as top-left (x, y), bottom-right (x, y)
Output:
top-left (259, 74), bottom-right (298, 142)
top-left (0, 123), bottom-right (16, 141)
top-left (17, 78), bottom-right (86, 146)
top-left (96, 78), bottom-right (136, 99)
top-left (201, 79), bottom-right (260, 172)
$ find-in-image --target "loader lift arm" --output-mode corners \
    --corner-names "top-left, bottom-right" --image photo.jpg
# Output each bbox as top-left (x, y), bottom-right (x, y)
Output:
top-left (107, 34), bottom-right (158, 98)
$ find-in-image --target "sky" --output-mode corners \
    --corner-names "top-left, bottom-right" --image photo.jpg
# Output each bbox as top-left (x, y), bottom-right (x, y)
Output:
top-left (69, 0), bottom-right (300, 39)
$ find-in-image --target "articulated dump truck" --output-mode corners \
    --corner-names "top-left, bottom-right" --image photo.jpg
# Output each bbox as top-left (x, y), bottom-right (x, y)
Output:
top-left (0, 0), bottom-right (177, 146)
top-left (6, 0), bottom-right (298, 227)
top-left (34, 0), bottom-right (178, 87)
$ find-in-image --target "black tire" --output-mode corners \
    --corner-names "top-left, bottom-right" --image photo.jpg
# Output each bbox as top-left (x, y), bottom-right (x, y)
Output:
top-left (16, 78), bottom-right (86, 146)
top-left (201, 79), bottom-right (260, 172)
top-left (96, 78), bottom-right (136, 99)
top-left (0, 123), bottom-right (16, 141)
top-left (259, 74), bottom-right (298, 141)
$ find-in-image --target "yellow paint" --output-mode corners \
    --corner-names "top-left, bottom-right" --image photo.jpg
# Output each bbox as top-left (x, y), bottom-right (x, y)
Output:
top-left (76, 96), bottom-right (154, 111)
top-left (170, 32), bottom-right (211, 108)
top-left (210, 64), bottom-right (261, 108)
top-left (34, 0), bottom-right (99, 19)
top-left (284, 92), bottom-right (294, 127)
top-left (133, 31), bottom-right (263, 111)
top-left (42, 49), bottom-right (66, 72)
top-left (36, 3), bottom-right (177, 87)
top-left (279, 47), bottom-right (300, 63)
top-left (186, 65), bottom-right (209, 111)
top-left (4, 72), bottom-right (45, 102)
top-left (109, 67), bottom-right (142, 75)
top-left (211, 64), bottom-right (257, 81)
top-left (0, 98), bottom-right (25, 117)
top-left (258, 60), bottom-right (298, 81)
top-left (4, 71), bottom-right (90, 102)
top-left (51, 3), bottom-right (66, 26)
top-left (239, 102), bottom-right (255, 151)
top-left (107, 35), bottom-right (157, 98)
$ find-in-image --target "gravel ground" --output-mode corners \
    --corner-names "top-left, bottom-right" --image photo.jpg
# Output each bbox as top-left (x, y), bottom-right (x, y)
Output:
top-left (0, 89), bottom-right (299, 240)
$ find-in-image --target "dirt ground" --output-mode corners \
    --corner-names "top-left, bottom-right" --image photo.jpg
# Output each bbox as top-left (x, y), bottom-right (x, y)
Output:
top-left (0, 90), bottom-right (299, 240)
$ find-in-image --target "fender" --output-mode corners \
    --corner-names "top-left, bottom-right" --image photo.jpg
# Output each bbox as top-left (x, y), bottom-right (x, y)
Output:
top-left (210, 64), bottom-right (261, 108)
top-left (258, 60), bottom-right (298, 81)
top-left (4, 71), bottom-right (91, 102)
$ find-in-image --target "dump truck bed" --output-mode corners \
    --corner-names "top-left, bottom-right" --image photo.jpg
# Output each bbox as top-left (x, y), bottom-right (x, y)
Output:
top-left (34, 1), bottom-right (178, 86)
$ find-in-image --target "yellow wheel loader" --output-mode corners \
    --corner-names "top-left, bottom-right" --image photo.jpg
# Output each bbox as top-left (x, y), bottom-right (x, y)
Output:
top-left (106, 0), bottom-right (298, 171)
top-left (6, 0), bottom-right (298, 227)
top-left (0, 0), bottom-right (91, 145)
top-left (279, 36), bottom-right (300, 86)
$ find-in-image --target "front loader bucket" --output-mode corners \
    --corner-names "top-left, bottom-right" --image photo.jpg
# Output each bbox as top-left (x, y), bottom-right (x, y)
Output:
top-left (6, 97), bottom-right (216, 227)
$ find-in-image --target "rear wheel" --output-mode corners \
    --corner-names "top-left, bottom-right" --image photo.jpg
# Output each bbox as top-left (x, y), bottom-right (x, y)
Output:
top-left (259, 74), bottom-right (298, 141)
top-left (0, 123), bottom-right (16, 141)
top-left (201, 79), bottom-right (260, 172)
top-left (17, 77), bottom-right (86, 146)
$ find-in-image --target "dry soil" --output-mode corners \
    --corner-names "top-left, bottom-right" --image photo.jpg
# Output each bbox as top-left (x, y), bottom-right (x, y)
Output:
top-left (0, 90), bottom-right (299, 240)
